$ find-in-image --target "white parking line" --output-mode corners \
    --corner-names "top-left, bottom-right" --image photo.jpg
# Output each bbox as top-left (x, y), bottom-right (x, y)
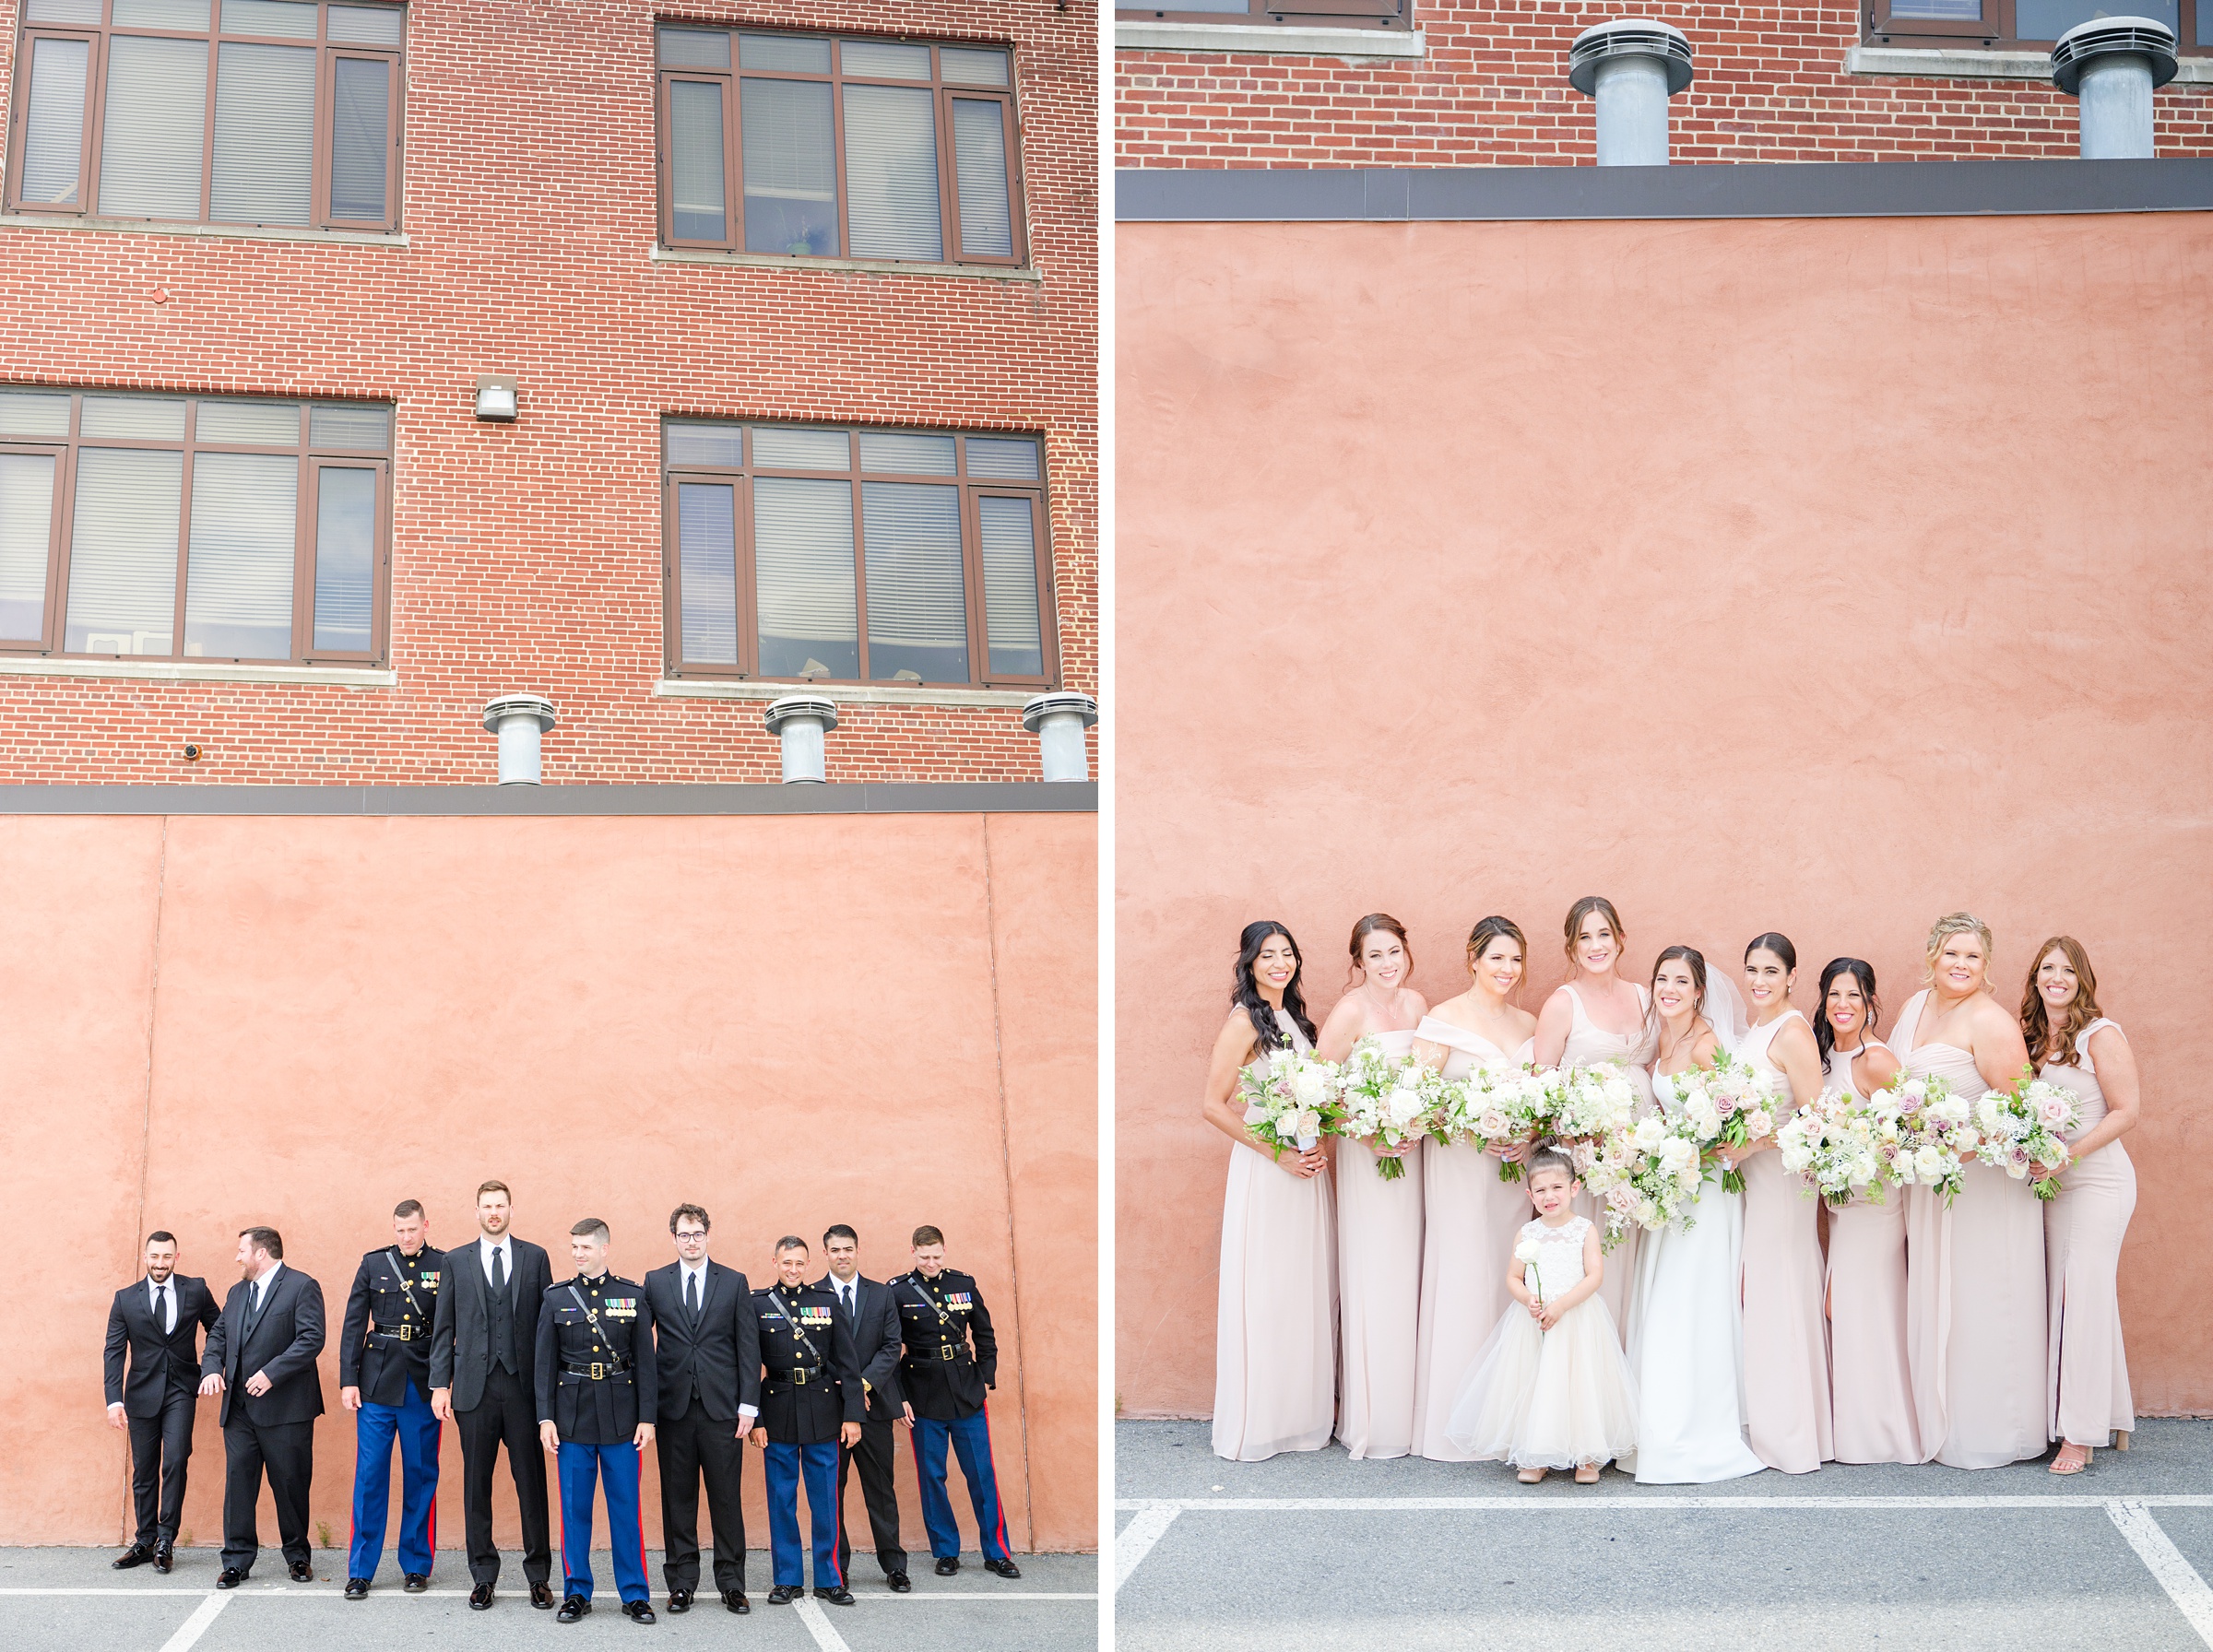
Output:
top-left (2110, 1501), bottom-right (2213, 1649)
top-left (1115, 1504), bottom-right (1183, 1592)
top-left (0, 1584), bottom-right (1093, 1600)
top-left (793, 1593), bottom-right (857, 1652)
top-left (153, 1592), bottom-right (229, 1652)
top-left (1117, 1493), bottom-right (2213, 1512)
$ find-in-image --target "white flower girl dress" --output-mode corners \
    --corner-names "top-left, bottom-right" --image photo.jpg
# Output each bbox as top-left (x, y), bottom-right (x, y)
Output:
top-left (1443, 1214), bottom-right (1639, 1470)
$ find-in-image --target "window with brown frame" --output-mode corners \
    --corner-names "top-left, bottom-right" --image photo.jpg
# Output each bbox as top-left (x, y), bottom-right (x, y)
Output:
top-left (6, 0), bottom-right (404, 230)
top-left (1867, 0), bottom-right (2209, 51)
top-left (664, 421), bottom-right (1056, 690)
top-left (0, 388), bottom-right (392, 664)
top-left (1117, 1), bottom-right (1409, 29)
top-left (656, 27), bottom-right (1026, 266)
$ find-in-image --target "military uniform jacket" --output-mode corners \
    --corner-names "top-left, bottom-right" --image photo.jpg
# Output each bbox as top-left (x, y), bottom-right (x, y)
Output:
top-left (533, 1273), bottom-right (657, 1446)
top-left (891, 1268), bottom-right (995, 1421)
top-left (749, 1280), bottom-right (863, 1446)
top-left (339, 1245), bottom-right (446, 1407)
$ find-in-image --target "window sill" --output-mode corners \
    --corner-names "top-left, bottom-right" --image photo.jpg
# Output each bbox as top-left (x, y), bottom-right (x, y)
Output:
top-left (649, 246), bottom-right (1041, 282)
top-left (1116, 21), bottom-right (1426, 58)
top-left (1845, 43), bottom-right (2213, 80)
top-left (0, 657), bottom-right (397, 687)
top-left (0, 213), bottom-right (406, 246)
top-left (655, 678), bottom-right (1041, 709)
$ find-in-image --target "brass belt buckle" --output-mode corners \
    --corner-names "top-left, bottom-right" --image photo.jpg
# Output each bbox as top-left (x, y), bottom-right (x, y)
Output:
top-left (939, 1345), bottom-right (957, 1361)
top-left (796, 1366), bottom-right (811, 1385)
top-left (590, 1362), bottom-right (605, 1381)
top-left (397, 1324), bottom-right (412, 1342)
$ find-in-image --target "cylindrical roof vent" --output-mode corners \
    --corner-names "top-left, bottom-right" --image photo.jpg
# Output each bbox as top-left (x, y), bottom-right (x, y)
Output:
top-left (1568, 19), bottom-right (1695, 167)
top-left (764, 694), bottom-right (838, 785)
top-left (1022, 692), bottom-right (1099, 783)
top-left (2053, 17), bottom-right (2177, 159)
top-left (480, 694), bottom-right (557, 785)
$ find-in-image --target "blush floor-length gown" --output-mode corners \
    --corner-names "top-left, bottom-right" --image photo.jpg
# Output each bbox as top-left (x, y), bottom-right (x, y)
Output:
top-left (1821, 1039), bottom-right (1921, 1464)
top-left (1897, 990), bottom-right (2047, 1469)
top-left (1213, 1009), bottom-right (1336, 1461)
top-left (1409, 1019), bottom-right (1534, 1461)
top-left (1336, 1027), bottom-right (1424, 1458)
top-left (2040, 1019), bottom-right (2136, 1448)
top-left (1557, 984), bottom-right (1653, 1336)
top-left (1736, 1009), bottom-right (1833, 1472)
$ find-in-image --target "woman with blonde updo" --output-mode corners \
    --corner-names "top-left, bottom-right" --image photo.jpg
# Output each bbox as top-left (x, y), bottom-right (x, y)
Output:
top-left (1895, 913), bottom-right (2044, 1469)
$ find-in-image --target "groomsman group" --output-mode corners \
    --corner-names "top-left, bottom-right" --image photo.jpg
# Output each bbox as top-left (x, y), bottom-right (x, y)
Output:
top-left (102, 1181), bottom-right (1020, 1622)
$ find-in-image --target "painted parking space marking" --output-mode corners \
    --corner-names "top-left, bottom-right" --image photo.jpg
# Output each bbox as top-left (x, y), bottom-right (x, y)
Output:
top-left (152, 1592), bottom-right (230, 1652)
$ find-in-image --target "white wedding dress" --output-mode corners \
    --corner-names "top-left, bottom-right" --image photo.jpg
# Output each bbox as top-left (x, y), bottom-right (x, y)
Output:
top-left (1620, 1067), bottom-right (1767, 1484)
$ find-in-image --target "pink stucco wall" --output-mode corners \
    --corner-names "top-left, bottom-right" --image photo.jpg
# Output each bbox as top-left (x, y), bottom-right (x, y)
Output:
top-left (1116, 211), bottom-right (2213, 1420)
top-left (0, 808), bottom-right (1095, 1551)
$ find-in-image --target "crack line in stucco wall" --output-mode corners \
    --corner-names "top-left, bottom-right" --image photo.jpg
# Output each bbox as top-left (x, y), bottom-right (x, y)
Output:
top-left (120, 813), bottom-right (171, 1545)
top-left (979, 812), bottom-right (1036, 1548)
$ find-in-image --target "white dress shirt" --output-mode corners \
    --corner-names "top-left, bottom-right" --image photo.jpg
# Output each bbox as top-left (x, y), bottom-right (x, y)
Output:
top-left (479, 1235), bottom-right (514, 1286)
top-left (148, 1277), bottom-right (175, 1335)
top-left (251, 1259), bottom-right (284, 1312)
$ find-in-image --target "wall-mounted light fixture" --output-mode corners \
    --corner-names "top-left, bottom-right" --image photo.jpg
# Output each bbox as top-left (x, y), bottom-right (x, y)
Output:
top-left (474, 374), bottom-right (519, 421)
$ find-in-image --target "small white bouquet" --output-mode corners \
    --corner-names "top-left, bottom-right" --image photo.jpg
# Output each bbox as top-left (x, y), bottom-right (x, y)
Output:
top-left (1880, 1072), bottom-right (1978, 1206)
top-left (1975, 1068), bottom-right (2079, 1201)
top-left (1777, 1086), bottom-right (1897, 1207)
top-left (1237, 1044), bottom-right (1341, 1159)
top-left (1331, 1035), bottom-right (1433, 1181)
top-left (1513, 1233), bottom-right (1546, 1308)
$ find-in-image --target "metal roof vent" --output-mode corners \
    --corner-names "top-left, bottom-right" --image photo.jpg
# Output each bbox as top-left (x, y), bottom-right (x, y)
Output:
top-left (2053, 16), bottom-right (2177, 159)
top-left (1022, 691), bottom-right (1098, 783)
top-left (763, 693), bottom-right (838, 784)
top-left (1568, 20), bottom-right (1696, 167)
top-left (481, 694), bottom-right (557, 785)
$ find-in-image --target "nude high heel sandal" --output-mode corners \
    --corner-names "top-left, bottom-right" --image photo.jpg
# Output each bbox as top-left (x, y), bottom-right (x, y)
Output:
top-left (2115, 1430), bottom-right (2132, 1451)
top-left (1517, 1468), bottom-right (1546, 1484)
top-left (1574, 1463), bottom-right (1601, 1485)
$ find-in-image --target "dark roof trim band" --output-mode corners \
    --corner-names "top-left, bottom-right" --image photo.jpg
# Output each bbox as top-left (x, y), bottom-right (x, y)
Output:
top-left (0, 782), bottom-right (1097, 817)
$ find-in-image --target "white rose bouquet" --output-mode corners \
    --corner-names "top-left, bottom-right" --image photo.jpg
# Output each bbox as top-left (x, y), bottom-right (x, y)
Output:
top-left (1879, 1072), bottom-right (1978, 1206)
top-left (1546, 1061), bottom-right (1641, 1146)
top-left (1777, 1086), bottom-right (1897, 1207)
top-left (1237, 1044), bottom-right (1342, 1159)
top-left (1436, 1061), bottom-right (1555, 1182)
top-left (1579, 1113), bottom-right (1704, 1250)
top-left (1974, 1068), bottom-right (2079, 1201)
top-left (1512, 1234), bottom-right (1546, 1307)
top-left (1331, 1035), bottom-right (1434, 1181)
top-left (1697, 1049), bottom-right (1788, 1194)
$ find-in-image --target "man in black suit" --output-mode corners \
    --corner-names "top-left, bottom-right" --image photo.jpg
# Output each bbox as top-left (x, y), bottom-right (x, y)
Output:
top-left (642, 1202), bottom-right (761, 1616)
top-left (199, 1226), bottom-right (325, 1587)
top-left (820, 1222), bottom-right (908, 1592)
top-left (428, 1179), bottom-right (555, 1611)
top-left (104, 1231), bottom-right (219, 1573)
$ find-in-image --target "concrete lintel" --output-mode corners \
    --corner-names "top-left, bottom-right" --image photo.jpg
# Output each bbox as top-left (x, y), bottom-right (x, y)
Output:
top-left (649, 246), bottom-right (1043, 282)
top-left (0, 782), bottom-right (1098, 817)
top-left (655, 678), bottom-right (1040, 710)
top-left (0, 214), bottom-right (407, 248)
top-left (0, 657), bottom-right (398, 688)
top-left (1845, 43), bottom-right (2213, 80)
top-left (1116, 21), bottom-right (1425, 58)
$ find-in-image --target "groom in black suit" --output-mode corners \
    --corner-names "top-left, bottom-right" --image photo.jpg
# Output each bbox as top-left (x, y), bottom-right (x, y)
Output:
top-left (199, 1226), bottom-right (325, 1587)
top-left (104, 1232), bottom-right (219, 1572)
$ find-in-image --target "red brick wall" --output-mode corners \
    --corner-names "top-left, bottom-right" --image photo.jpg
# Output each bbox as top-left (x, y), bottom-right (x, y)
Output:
top-left (0, 1), bottom-right (1097, 784)
top-left (1117, 2), bottom-right (2213, 166)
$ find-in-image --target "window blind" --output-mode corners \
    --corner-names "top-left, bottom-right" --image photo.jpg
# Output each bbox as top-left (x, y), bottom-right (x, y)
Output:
top-left (741, 77), bottom-right (837, 256)
top-left (753, 427), bottom-right (848, 470)
top-left (752, 477), bottom-right (858, 679)
top-left (857, 431), bottom-right (955, 476)
top-left (740, 33), bottom-right (830, 73)
top-left (327, 4), bottom-right (404, 46)
top-left (840, 39), bottom-right (931, 79)
top-left (330, 56), bottom-right (390, 221)
top-left (965, 436), bottom-right (1039, 481)
top-left (26, 0), bottom-right (105, 21)
top-left (978, 494), bottom-right (1043, 678)
top-left (20, 38), bottom-right (89, 207)
top-left (669, 79), bottom-right (728, 241)
top-left (114, 0), bottom-right (209, 26)
top-left (940, 47), bottom-right (1010, 87)
top-left (951, 98), bottom-right (1013, 258)
top-left (667, 423), bottom-right (744, 466)
top-left (0, 392), bottom-right (72, 438)
top-left (211, 41), bottom-right (316, 225)
top-left (183, 452), bottom-right (295, 658)
top-left (312, 466), bottom-right (374, 652)
top-left (65, 447), bottom-right (183, 655)
top-left (195, 399), bottom-right (300, 445)
top-left (659, 28), bottom-right (729, 68)
top-left (98, 36), bottom-right (210, 221)
top-left (841, 84), bottom-right (942, 262)
top-left (861, 480), bottom-right (965, 682)
top-left (81, 396), bottom-right (186, 441)
top-left (0, 454), bottom-right (55, 643)
top-left (309, 404), bottom-right (391, 450)
top-left (222, 0), bottom-right (318, 38)
top-left (676, 481), bottom-right (740, 665)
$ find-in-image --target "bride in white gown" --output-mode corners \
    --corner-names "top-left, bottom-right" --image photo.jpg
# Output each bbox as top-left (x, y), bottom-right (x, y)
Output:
top-left (1621, 944), bottom-right (1767, 1484)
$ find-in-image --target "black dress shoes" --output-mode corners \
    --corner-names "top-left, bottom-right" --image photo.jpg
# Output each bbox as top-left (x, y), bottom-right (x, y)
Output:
top-left (813, 1585), bottom-right (855, 1606)
top-left (666, 1588), bottom-right (692, 1613)
top-left (766, 1584), bottom-right (802, 1605)
top-left (887, 1571), bottom-right (912, 1593)
top-left (112, 1544), bottom-right (153, 1570)
top-left (403, 1573), bottom-right (429, 1594)
top-left (556, 1594), bottom-right (591, 1622)
top-left (344, 1577), bottom-right (370, 1599)
top-left (532, 1582), bottom-right (557, 1610)
top-left (217, 1568), bottom-right (245, 1589)
top-left (289, 1561), bottom-right (315, 1583)
top-left (152, 1546), bottom-right (173, 1575)
top-left (621, 1600), bottom-right (656, 1623)
top-left (934, 1556), bottom-right (960, 1576)
top-left (985, 1557), bottom-right (1023, 1579)
top-left (723, 1589), bottom-right (750, 1613)
top-left (468, 1581), bottom-right (494, 1610)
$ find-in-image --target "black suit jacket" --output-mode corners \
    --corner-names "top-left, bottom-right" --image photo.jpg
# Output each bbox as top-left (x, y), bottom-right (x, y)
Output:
top-left (428, 1237), bottom-right (552, 1412)
top-left (105, 1276), bottom-right (219, 1416)
top-left (817, 1274), bottom-right (903, 1419)
top-left (643, 1260), bottom-right (761, 1422)
top-left (202, 1267), bottom-right (326, 1428)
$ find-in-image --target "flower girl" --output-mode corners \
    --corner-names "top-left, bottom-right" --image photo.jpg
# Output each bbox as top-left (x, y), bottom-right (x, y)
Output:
top-left (1443, 1145), bottom-right (1639, 1483)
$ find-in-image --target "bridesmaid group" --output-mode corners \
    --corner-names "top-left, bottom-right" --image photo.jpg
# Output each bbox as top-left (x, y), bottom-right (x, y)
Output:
top-left (1202, 900), bottom-right (2143, 1478)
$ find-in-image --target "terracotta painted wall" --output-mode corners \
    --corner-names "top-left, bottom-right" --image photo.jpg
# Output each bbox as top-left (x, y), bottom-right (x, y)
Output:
top-left (0, 808), bottom-right (1095, 1551)
top-left (1115, 210), bottom-right (2213, 1420)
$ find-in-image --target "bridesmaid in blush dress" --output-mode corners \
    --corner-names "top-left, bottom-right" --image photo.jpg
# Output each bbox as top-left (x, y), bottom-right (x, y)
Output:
top-left (1316, 914), bottom-right (1428, 1459)
top-left (1735, 934), bottom-right (1833, 1472)
top-left (1816, 958), bottom-right (1920, 1466)
top-left (1898, 912), bottom-right (2045, 1469)
top-left (1208, 921), bottom-right (1335, 1461)
top-left (2022, 937), bottom-right (2140, 1475)
top-left (1409, 915), bottom-right (1537, 1461)
top-left (1533, 896), bottom-right (1654, 1331)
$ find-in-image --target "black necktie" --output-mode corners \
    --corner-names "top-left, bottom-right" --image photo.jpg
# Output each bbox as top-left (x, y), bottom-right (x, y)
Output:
top-left (491, 1245), bottom-right (506, 1300)
top-left (841, 1283), bottom-right (854, 1323)
top-left (686, 1270), bottom-right (700, 1319)
top-left (156, 1284), bottom-right (172, 1336)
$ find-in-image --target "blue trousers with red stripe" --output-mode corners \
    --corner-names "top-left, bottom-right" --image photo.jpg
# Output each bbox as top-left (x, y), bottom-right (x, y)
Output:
top-left (556, 1440), bottom-right (648, 1603)
top-left (348, 1385), bottom-right (440, 1581)
top-left (911, 1410), bottom-right (1009, 1563)
top-left (763, 1441), bottom-right (841, 1588)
